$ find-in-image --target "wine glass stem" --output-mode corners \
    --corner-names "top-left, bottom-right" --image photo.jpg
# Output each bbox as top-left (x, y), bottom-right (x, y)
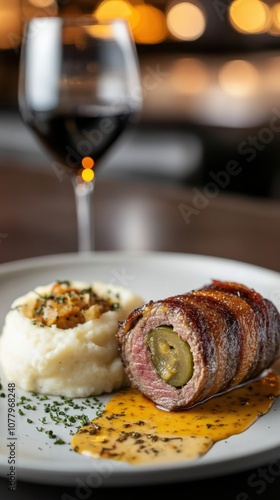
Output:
top-left (72, 177), bottom-right (95, 253)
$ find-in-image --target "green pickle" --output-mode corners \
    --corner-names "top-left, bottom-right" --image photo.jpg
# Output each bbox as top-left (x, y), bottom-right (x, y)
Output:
top-left (146, 326), bottom-right (193, 387)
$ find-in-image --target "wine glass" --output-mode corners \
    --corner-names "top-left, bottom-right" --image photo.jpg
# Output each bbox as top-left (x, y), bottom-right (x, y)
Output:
top-left (18, 16), bottom-right (142, 252)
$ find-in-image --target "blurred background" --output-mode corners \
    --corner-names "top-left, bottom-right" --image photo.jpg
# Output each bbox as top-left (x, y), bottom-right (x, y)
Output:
top-left (2, 0), bottom-right (280, 198)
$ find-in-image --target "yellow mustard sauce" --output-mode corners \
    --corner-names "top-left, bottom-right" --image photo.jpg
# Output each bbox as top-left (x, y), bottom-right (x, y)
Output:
top-left (71, 370), bottom-right (280, 465)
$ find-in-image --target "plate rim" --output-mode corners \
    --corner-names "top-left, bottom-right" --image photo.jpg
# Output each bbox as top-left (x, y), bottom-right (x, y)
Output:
top-left (0, 249), bottom-right (279, 277)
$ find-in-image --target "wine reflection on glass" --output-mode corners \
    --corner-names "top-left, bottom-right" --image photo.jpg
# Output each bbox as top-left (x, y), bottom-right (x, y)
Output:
top-left (18, 16), bottom-right (142, 252)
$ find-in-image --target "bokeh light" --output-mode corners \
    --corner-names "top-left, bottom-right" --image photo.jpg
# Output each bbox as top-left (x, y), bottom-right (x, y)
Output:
top-left (218, 59), bottom-right (260, 97)
top-left (263, 56), bottom-right (280, 93)
top-left (81, 157), bottom-right (95, 182)
top-left (269, 2), bottom-right (280, 34)
top-left (94, 0), bottom-right (139, 30)
top-left (81, 169), bottom-right (95, 182)
top-left (229, 0), bottom-right (270, 34)
top-left (21, 0), bottom-right (58, 20)
top-left (0, 0), bottom-right (22, 50)
top-left (170, 57), bottom-right (210, 95)
top-left (82, 156), bottom-right (95, 169)
top-left (132, 4), bottom-right (167, 44)
top-left (166, 1), bottom-right (206, 41)
top-left (28, 0), bottom-right (55, 7)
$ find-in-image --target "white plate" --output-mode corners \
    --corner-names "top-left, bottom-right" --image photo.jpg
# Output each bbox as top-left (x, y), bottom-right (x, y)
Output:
top-left (0, 251), bottom-right (280, 487)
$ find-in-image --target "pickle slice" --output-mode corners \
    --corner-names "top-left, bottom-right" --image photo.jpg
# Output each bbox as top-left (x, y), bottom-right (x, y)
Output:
top-left (146, 326), bottom-right (193, 387)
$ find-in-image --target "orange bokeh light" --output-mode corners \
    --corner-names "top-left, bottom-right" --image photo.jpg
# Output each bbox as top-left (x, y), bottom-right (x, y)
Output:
top-left (132, 4), bottom-right (167, 44)
top-left (94, 0), bottom-right (139, 30)
top-left (229, 0), bottom-right (270, 34)
top-left (82, 156), bottom-right (95, 169)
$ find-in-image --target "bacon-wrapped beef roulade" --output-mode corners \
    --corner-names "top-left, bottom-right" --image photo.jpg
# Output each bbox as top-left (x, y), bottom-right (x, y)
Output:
top-left (116, 280), bottom-right (280, 411)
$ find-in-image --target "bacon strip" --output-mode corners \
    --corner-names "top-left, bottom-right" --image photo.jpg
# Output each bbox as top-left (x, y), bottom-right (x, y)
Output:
top-left (116, 281), bottom-right (280, 411)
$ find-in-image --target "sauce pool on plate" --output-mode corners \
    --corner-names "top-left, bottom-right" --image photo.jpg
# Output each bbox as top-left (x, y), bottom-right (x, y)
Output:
top-left (71, 369), bottom-right (280, 465)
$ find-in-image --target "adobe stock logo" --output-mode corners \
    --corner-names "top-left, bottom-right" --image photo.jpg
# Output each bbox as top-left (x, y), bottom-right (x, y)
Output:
top-left (235, 458), bottom-right (280, 500)
top-left (178, 107), bottom-right (280, 225)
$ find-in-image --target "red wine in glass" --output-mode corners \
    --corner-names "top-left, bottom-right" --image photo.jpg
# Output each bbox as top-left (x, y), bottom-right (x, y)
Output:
top-left (18, 17), bottom-right (142, 251)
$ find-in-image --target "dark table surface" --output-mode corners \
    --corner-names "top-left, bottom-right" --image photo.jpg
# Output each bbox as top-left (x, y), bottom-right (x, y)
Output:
top-left (1, 160), bottom-right (280, 499)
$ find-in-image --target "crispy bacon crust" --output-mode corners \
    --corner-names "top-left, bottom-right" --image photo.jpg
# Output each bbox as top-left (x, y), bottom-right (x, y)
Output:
top-left (116, 280), bottom-right (280, 411)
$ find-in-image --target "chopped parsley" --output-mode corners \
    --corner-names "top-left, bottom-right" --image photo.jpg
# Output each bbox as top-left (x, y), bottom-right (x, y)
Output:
top-left (16, 391), bottom-right (104, 445)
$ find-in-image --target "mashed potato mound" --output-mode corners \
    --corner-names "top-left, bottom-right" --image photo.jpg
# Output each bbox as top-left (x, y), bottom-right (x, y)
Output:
top-left (0, 280), bottom-right (144, 397)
